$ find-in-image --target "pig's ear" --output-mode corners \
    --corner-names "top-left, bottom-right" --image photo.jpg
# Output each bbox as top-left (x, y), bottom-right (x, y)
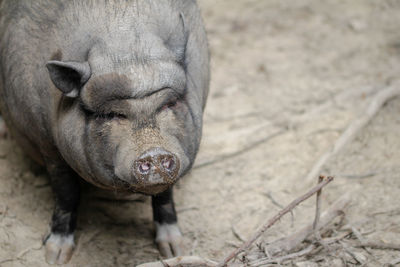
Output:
top-left (46, 60), bottom-right (91, 98)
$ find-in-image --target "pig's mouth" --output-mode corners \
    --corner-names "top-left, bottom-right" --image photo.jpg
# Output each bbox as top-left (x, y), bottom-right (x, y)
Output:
top-left (133, 183), bottom-right (172, 195)
top-left (112, 176), bottom-right (173, 195)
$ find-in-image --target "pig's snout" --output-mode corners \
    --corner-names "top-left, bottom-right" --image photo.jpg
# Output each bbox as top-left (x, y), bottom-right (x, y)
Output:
top-left (134, 148), bottom-right (180, 184)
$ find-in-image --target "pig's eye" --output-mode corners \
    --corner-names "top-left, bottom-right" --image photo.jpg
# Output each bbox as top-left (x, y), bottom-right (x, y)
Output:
top-left (93, 112), bottom-right (127, 120)
top-left (161, 100), bottom-right (178, 111)
top-left (80, 104), bottom-right (126, 120)
top-left (101, 112), bottom-right (127, 120)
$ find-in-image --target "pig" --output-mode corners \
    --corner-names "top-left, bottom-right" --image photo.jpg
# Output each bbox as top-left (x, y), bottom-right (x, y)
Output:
top-left (0, 0), bottom-right (209, 264)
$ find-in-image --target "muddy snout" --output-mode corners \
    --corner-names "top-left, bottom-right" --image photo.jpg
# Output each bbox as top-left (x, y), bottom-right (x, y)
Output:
top-left (134, 148), bottom-right (180, 185)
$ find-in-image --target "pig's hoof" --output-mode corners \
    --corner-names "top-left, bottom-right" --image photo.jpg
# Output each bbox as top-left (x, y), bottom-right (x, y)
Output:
top-left (155, 223), bottom-right (184, 258)
top-left (44, 233), bottom-right (75, 264)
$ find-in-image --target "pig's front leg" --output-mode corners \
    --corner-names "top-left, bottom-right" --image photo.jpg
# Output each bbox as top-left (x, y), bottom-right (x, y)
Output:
top-left (43, 157), bottom-right (80, 264)
top-left (152, 188), bottom-right (183, 258)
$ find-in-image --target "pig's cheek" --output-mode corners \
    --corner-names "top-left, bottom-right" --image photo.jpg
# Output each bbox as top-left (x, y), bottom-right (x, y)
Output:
top-left (112, 142), bottom-right (135, 182)
top-left (157, 114), bottom-right (189, 175)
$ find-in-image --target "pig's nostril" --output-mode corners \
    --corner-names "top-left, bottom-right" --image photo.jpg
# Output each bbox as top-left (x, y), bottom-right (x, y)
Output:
top-left (161, 157), bottom-right (175, 171)
top-left (138, 161), bottom-right (151, 174)
top-left (134, 148), bottom-right (180, 183)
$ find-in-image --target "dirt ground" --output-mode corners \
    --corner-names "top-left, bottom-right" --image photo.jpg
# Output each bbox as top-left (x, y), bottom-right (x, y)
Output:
top-left (1, 0), bottom-right (400, 266)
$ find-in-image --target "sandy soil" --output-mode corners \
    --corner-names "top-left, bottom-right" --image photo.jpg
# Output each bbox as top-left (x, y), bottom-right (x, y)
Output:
top-left (1, 0), bottom-right (400, 266)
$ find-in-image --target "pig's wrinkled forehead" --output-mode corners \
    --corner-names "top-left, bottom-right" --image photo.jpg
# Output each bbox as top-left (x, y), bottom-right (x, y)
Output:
top-left (86, 59), bottom-right (186, 99)
top-left (58, 0), bottom-right (187, 68)
top-left (86, 19), bottom-right (187, 91)
top-left (52, 0), bottom-right (189, 96)
top-left (88, 30), bottom-right (184, 72)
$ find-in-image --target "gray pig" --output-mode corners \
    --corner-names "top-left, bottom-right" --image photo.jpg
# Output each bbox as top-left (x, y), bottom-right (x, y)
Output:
top-left (0, 0), bottom-right (209, 264)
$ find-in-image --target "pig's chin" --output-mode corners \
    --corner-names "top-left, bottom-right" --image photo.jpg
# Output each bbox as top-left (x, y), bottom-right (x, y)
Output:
top-left (112, 176), bottom-right (173, 195)
top-left (106, 172), bottom-right (176, 195)
top-left (95, 174), bottom-right (173, 195)
top-left (132, 184), bottom-right (172, 195)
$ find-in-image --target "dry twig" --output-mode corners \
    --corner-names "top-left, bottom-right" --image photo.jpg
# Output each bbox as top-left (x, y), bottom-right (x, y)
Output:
top-left (340, 241), bottom-right (366, 265)
top-left (323, 230), bottom-right (352, 244)
top-left (264, 192), bottom-right (351, 256)
top-left (137, 177), bottom-right (350, 267)
top-left (340, 172), bottom-right (377, 179)
top-left (312, 176), bottom-right (325, 247)
top-left (217, 176), bottom-right (334, 267)
top-left (249, 245), bottom-right (315, 266)
top-left (353, 241), bottom-right (400, 251)
top-left (313, 176), bottom-right (324, 231)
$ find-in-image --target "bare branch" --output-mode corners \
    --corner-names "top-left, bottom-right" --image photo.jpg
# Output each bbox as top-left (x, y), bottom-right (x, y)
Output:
top-left (217, 176), bottom-right (334, 267)
top-left (264, 192), bottom-right (351, 255)
top-left (312, 176), bottom-right (327, 249)
top-left (249, 245), bottom-right (315, 266)
top-left (352, 241), bottom-right (400, 251)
